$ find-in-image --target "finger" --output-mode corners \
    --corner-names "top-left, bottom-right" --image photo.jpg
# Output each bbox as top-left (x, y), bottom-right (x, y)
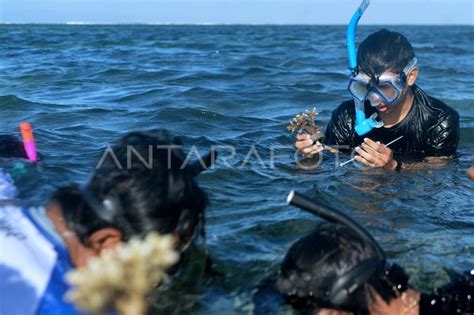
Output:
top-left (377, 141), bottom-right (393, 155)
top-left (296, 134), bottom-right (311, 140)
top-left (366, 139), bottom-right (392, 159)
top-left (363, 138), bottom-right (383, 152)
top-left (295, 139), bottom-right (314, 150)
top-left (363, 142), bottom-right (395, 167)
top-left (355, 155), bottom-right (376, 167)
top-left (301, 148), bottom-right (323, 158)
top-left (366, 138), bottom-right (393, 156)
top-left (302, 144), bottom-right (324, 156)
top-left (355, 146), bottom-right (377, 164)
top-left (361, 142), bottom-right (379, 156)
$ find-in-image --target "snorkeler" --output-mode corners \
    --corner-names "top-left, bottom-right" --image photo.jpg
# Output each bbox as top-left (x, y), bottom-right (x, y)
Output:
top-left (0, 134), bottom-right (32, 202)
top-left (274, 191), bottom-right (473, 315)
top-left (0, 131), bottom-right (215, 315)
top-left (295, 27), bottom-right (459, 170)
top-left (0, 123), bottom-right (38, 161)
top-left (0, 134), bottom-right (29, 159)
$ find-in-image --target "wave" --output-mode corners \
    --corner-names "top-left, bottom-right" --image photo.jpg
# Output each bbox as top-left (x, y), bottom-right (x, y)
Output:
top-left (0, 94), bottom-right (58, 109)
top-left (179, 87), bottom-right (228, 99)
top-left (243, 66), bottom-right (275, 75)
top-left (113, 88), bottom-right (171, 103)
top-left (164, 71), bottom-right (236, 85)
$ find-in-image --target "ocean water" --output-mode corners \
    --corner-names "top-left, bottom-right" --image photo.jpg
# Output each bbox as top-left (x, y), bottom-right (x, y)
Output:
top-left (0, 25), bottom-right (473, 314)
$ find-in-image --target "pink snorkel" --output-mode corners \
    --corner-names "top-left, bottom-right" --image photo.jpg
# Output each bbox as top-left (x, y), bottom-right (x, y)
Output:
top-left (19, 122), bottom-right (38, 162)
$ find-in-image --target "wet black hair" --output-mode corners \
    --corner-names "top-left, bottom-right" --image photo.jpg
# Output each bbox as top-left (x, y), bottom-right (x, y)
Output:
top-left (50, 131), bottom-right (213, 249)
top-left (49, 183), bottom-right (84, 216)
top-left (0, 135), bottom-right (28, 159)
top-left (357, 29), bottom-right (415, 79)
top-left (276, 222), bottom-right (409, 315)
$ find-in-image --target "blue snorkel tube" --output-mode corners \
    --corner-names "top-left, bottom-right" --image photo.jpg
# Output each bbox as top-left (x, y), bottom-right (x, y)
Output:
top-left (347, 0), bottom-right (383, 135)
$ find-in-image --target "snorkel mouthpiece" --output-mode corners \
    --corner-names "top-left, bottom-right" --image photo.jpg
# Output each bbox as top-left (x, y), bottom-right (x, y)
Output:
top-left (347, 0), bottom-right (383, 136)
top-left (354, 111), bottom-right (382, 136)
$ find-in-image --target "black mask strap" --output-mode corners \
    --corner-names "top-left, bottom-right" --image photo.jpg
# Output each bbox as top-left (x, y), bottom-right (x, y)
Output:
top-left (329, 257), bottom-right (385, 306)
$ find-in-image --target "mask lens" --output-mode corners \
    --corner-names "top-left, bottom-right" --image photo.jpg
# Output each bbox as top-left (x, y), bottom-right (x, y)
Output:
top-left (349, 80), bottom-right (368, 101)
top-left (376, 82), bottom-right (399, 102)
top-left (367, 91), bottom-right (383, 107)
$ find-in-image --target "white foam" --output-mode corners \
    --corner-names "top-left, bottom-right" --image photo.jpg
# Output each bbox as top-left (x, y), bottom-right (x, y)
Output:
top-left (0, 169), bottom-right (17, 200)
top-left (65, 21), bottom-right (92, 25)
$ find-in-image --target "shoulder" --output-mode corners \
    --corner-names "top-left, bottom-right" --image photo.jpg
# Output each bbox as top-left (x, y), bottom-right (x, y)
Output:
top-left (330, 99), bottom-right (355, 123)
top-left (426, 95), bottom-right (460, 124)
top-left (412, 87), bottom-right (460, 154)
top-left (333, 99), bottom-right (355, 116)
top-left (414, 86), bottom-right (459, 124)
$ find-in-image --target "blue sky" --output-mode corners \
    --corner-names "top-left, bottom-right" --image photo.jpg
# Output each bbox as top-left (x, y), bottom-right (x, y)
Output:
top-left (1, 0), bottom-right (473, 24)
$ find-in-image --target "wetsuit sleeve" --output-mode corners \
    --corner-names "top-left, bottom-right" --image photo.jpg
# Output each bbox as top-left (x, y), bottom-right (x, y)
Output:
top-left (425, 109), bottom-right (460, 156)
top-left (324, 101), bottom-right (355, 147)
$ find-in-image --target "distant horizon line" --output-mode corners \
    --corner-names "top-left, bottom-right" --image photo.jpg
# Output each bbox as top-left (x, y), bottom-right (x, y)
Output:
top-left (1, 22), bottom-right (473, 26)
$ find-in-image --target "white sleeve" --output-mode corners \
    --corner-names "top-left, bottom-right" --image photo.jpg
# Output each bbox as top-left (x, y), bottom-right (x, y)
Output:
top-left (0, 206), bottom-right (58, 315)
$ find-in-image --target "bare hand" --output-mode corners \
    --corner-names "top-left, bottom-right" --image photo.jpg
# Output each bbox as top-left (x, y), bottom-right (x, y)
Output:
top-left (468, 156), bottom-right (474, 181)
top-left (354, 138), bottom-right (397, 170)
top-left (295, 134), bottom-right (324, 158)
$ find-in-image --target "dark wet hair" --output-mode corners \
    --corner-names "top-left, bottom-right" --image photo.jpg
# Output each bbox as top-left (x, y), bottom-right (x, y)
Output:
top-left (276, 222), bottom-right (408, 315)
top-left (50, 131), bottom-right (211, 249)
top-left (357, 29), bottom-right (415, 79)
top-left (0, 135), bottom-right (28, 159)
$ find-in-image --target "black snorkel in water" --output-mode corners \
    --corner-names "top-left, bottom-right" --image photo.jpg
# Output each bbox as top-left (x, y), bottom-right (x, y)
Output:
top-left (286, 190), bottom-right (387, 307)
top-left (285, 192), bottom-right (473, 314)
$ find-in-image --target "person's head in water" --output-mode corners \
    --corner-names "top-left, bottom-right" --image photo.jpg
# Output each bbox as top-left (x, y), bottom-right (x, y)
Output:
top-left (47, 131), bottom-right (214, 267)
top-left (350, 29), bottom-right (420, 114)
top-left (0, 135), bottom-right (28, 159)
top-left (276, 222), bottom-right (409, 315)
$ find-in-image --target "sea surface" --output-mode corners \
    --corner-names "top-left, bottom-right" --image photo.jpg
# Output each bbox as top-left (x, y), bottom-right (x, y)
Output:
top-left (0, 25), bottom-right (473, 314)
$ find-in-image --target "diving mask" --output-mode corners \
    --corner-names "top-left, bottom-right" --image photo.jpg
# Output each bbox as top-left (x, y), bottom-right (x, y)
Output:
top-left (348, 58), bottom-right (417, 107)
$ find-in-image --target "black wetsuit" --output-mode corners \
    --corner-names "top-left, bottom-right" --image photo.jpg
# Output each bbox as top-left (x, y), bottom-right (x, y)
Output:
top-left (419, 270), bottom-right (474, 315)
top-left (324, 85), bottom-right (460, 162)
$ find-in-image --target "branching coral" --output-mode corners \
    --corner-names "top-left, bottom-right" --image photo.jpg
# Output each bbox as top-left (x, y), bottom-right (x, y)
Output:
top-left (287, 107), bottom-right (337, 153)
top-left (287, 107), bottom-right (324, 140)
top-left (66, 233), bottom-right (179, 315)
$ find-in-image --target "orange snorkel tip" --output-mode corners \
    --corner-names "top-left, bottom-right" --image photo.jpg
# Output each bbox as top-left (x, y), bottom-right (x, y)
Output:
top-left (19, 122), bottom-right (38, 162)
